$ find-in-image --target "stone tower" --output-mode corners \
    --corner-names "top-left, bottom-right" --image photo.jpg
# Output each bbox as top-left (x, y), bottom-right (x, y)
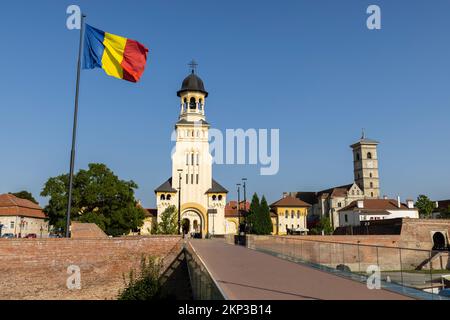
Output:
top-left (350, 132), bottom-right (380, 199)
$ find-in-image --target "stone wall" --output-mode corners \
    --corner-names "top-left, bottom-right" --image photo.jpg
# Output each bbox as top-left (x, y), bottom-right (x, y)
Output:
top-left (0, 236), bottom-right (183, 300)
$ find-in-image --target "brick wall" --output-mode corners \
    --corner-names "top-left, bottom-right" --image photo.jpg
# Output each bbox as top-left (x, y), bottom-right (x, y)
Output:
top-left (0, 236), bottom-right (182, 300)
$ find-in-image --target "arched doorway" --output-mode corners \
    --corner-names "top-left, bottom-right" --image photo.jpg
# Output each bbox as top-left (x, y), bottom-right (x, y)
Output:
top-left (432, 232), bottom-right (447, 251)
top-left (181, 209), bottom-right (203, 238)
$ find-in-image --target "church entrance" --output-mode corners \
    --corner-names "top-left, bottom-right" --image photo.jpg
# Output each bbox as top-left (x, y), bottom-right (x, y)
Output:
top-left (181, 210), bottom-right (203, 238)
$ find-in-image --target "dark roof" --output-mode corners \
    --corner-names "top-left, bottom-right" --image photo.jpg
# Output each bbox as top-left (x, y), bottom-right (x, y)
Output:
top-left (177, 71), bottom-right (208, 97)
top-left (435, 200), bottom-right (450, 212)
top-left (205, 179), bottom-right (228, 194)
top-left (350, 137), bottom-right (379, 148)
top-left (270, 196), bottom-right (311, 208)
top-left (145, 208), bottom-right (157, 218)
top-left (176, 119), bottom-right (210, 126)
top-left (287, 183), bottom-right (355, 205)
top-left (339, 199), bottom-right (412, 212)
top-left (154, 178), bottom-right (177, 193)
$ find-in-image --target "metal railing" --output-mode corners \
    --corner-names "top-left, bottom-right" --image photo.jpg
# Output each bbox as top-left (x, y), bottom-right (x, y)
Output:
top-left (246, 236), bottom-right (450, 300)
top-left (184, 241), bottom-right (227, 300)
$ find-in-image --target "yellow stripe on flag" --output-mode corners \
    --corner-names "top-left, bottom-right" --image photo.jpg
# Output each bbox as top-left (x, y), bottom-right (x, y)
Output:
top-left (101, 33), bottom-right (127, 79)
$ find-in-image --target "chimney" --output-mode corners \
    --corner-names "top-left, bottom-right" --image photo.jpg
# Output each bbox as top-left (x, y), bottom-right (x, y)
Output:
top-left (397, 196), bottom-right (401, 208)
top-left (357, 200), bottom-right (364, 209)
top-left (406, 199), bottom-right (414, 209)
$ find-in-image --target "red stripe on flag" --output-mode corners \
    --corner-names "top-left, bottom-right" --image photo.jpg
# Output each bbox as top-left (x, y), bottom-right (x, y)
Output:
top-left (121, 39), bottom-right (149, 82)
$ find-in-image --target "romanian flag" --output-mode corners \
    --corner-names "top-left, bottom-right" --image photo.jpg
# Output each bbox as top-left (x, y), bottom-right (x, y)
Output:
top-left (83, 24), bottom-right (149, 82)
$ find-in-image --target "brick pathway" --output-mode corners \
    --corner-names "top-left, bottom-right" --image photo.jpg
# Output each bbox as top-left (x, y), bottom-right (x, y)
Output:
top-left (190, 239), bottom-right (413, 300)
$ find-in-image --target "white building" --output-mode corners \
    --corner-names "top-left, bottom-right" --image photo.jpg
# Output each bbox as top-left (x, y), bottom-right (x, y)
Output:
top-left (154, 68), bottom-right (228, 237)
top-left (0, 194), bottom-right (48, 237)
top-left (338, 198), bottom-right (419, 227)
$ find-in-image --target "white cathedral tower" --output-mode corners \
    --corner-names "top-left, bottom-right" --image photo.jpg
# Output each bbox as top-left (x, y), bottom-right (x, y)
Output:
top-left (154, 64), bottom-right (228, 237)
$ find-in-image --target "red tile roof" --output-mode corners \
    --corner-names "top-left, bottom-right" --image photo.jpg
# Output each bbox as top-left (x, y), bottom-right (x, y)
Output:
top-left (225, 201), bottom-right (250, 217)
top-left (270, 196), bottom-right (311, 208)
top-left (0, 194), bottom-right (46, 219)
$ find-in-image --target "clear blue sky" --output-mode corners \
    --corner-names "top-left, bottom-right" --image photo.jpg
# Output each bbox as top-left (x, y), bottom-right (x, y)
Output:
top-left (1, 0), bottom-right (449, 207)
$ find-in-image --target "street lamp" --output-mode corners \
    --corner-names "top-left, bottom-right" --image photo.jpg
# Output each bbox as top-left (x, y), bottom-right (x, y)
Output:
top-left (242, 178), bottom-right (247, 234)
top-left (236, 183), bottom-right (241, 234)
top-left (177, 169), bottom-right (183, 236)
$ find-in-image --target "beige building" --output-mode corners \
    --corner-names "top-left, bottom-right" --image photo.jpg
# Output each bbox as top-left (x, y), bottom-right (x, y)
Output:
top-left (154, 69), bottom-right (228, 237)
top-left (0, 194), bottom-right (48, 237)
top-left (285, 133), bottom-right (381, 230)
top-left (270, 196), bottom-right (310, 235)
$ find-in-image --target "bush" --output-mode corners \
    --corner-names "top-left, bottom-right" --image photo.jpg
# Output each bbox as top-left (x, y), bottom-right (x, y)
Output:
top-left (118, 256), bottom-right (163, 300)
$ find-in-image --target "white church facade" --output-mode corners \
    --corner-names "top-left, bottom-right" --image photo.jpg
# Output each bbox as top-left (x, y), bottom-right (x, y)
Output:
top-left (154, 68), bottom-right (228, 237)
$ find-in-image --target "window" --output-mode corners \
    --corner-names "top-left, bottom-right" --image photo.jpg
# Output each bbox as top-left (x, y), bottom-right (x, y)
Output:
top-left (297, 210), bottom-right (300, 219)
top-left (191, 174), bottom-right (194, 184)
top-left (160, 194), bottom-right (165, 201)
top-left (166, 194), bottom-right (171, 201)
top-left (186, 154), bottom-right (189, 165)
top-left (356, 152), bottom-right (360, 161)
top-left (186, 174), bottom-right (189, 184)
top-left (369, 172), bottom-right (373, 178)
top-left (196, 174), bottom-right (199, 184)
top-left (212, 195), bottom-right (217, 201)
top-left (367, 152), bottom-right (372, 159)
top-left (371, 192), bottom-right (374, 197)
top-left (345, 214), bottom-right (348, 223)
top-left (291, 210), bottom-right (294, 219)
top-left (218, 195), bottom-right (223, 201)
top-left (196, 154), bottom-right (199, 165)
top-left (10, 221), bottom-right (14, 229)
top-left (285, 210), bottom-right (288, 219)
top-left (191, 153), bottom-right (194, 165)
top-left (285, 224), bottom-right (288, 231)
top-left (189, 97), bottom-right (196, 109)
top-left (370, 182), bottom-right (373, 188)
top-left (338, 202), bottom-right (342, 208)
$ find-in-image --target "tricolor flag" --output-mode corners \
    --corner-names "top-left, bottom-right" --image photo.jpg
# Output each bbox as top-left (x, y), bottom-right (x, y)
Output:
top-left (83, 24), bottom-right (149, 82)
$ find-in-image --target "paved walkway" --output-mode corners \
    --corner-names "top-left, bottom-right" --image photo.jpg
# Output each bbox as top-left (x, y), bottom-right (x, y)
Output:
top-left (190, 239), bottom-right (413, 300)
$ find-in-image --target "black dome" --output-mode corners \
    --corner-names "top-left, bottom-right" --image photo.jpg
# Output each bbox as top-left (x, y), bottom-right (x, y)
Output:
top-left (177, 71), bottom-right (208, 97)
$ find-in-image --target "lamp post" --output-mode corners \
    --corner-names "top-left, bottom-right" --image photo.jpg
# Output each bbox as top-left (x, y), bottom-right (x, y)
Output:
top-left (177, 169), bottom-right (183, 235)
top-left (242, 178), bottom-right (247, 234)
top-left (236, 183), bottom-right (241, 234)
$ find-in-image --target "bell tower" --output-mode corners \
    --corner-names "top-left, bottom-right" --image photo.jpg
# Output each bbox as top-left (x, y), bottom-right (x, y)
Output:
top-left (171, 61), bottom-right (213, 203)
top-left (350, 131), bottom-right (380, 199)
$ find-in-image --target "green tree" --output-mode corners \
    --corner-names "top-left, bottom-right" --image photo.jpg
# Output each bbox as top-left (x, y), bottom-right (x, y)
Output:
top-left (40, 163), bottom-right (146, 236)
top-left (312, 217), bottom-right (333, 235)
top-left (154, 205), bottom-right (178, 235)
top-left (415, 195), bottom-right (435, 218)
top-left (9, 191), bottom-right (38, 204)
top-left (258, 196), bottom-right (273, 235)
top-left (247, 193), bottom-right (260, 234)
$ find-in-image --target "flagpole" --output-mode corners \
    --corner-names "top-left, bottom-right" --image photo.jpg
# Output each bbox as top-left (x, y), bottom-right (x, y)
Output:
top-left (66, 14), bottom-right (86, 238)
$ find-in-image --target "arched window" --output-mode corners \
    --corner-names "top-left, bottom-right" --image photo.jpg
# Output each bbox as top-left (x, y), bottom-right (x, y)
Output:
top-left (370, 182), bottom-right (373, 188)
top-left (189, 97), bottom-right (196, 109)
top-left (297, 210), bottom-right (300, 219)
top-left (285, 210), bottom-right (288, 219)
top-left (218, 195), bottom-right (223, 201)
top-left (166, 194), bottom-right (171, 201)
top-left (160, 194), bottom-right (165, 201)
top-left (291, 210), bottom-right (294, 219)
top-left (186, 153), bottom-right (189, 165)
top-left (191, 153), bottom-right (194, 165)
top-left (369, 172), bottom-right (373, 178)
top-left (367, 152), bottom-right (372, 159)
top-left (199, 98), bottom-right (203, 110)
top-left (196, 154), bottom-right (200, 165)
top-left (356, 152), bottom-right (360, 161)
top-left (212, 195), bottom-right (217, 201)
